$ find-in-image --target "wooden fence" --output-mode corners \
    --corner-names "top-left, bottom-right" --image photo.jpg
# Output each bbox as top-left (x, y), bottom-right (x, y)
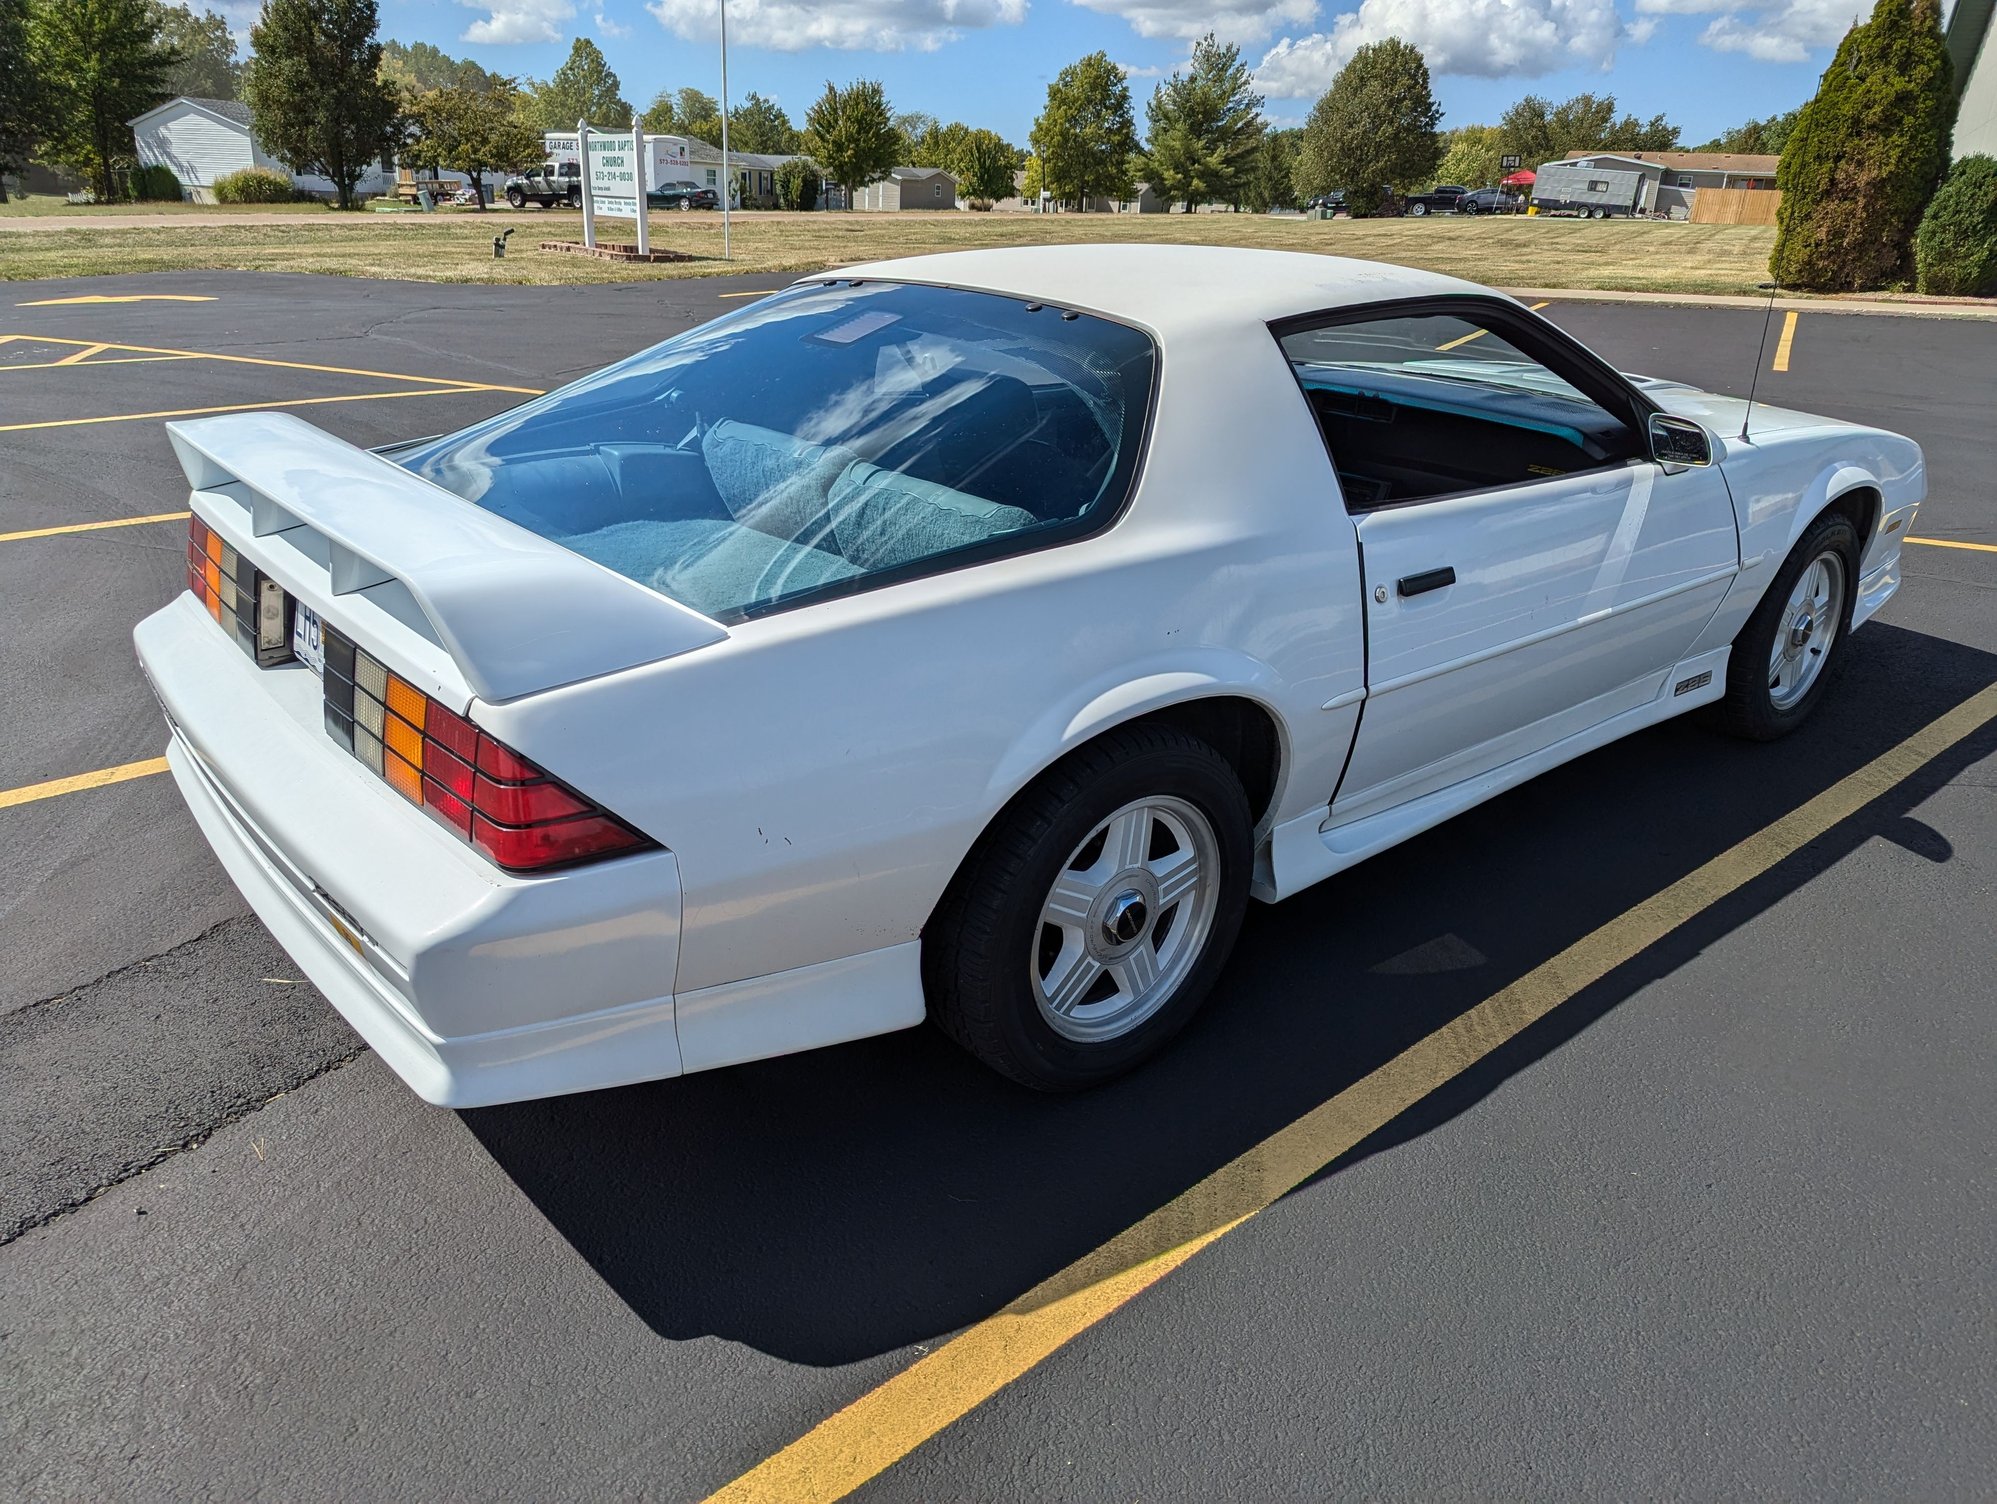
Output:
top-left (1690, 187), bottom-right (1782, 226)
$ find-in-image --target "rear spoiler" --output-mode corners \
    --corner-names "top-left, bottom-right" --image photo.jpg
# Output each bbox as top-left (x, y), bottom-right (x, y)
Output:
top-left (166, 411), bottom-right (727, 704)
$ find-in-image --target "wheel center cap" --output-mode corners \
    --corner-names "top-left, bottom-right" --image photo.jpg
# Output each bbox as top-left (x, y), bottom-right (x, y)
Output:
top-left (1101, 890), bottom-right (1148, 947)
top-left (1791, 612), bottom-right (1815, 649)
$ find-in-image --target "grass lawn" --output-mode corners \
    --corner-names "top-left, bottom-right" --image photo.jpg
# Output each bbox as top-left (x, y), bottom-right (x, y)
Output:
top-left (0, 196), bottom-right (342, 218)
top-left (0, 208), bottom-right (1781, 295)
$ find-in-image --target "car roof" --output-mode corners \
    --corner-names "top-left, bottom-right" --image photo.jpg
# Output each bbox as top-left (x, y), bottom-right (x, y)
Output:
top-left (827, 245), bottom-right (1498, 339)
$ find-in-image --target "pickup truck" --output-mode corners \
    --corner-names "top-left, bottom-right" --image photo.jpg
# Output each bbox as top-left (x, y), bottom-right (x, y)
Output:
top-left (1399, 184), bottom-right (1469, 217)
top-left (503, 163), bottom-right (582, 210)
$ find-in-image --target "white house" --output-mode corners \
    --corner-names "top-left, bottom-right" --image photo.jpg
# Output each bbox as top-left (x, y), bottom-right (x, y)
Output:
top-left (130, 96), bottom-right (393, 201)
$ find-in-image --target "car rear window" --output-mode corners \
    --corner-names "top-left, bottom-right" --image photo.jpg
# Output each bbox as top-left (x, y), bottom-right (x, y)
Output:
top-left (398, 281), bottom-right (1156, 623)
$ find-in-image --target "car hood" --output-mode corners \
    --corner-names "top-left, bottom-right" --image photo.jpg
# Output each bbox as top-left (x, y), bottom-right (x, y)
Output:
top-left (1627, 374), bottom-right (1843, 438)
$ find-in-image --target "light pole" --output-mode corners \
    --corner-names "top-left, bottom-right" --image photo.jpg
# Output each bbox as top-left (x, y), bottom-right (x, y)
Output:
top-left (719, 0), bottom-right (730, 259)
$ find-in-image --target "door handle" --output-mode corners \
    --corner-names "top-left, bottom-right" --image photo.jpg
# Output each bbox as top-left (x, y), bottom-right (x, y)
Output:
top-left (1397, 566), bottom-right (1456, 597)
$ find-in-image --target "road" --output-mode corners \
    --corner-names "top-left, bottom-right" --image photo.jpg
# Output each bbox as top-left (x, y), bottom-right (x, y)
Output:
top-left (2, 270), bottom-right (1992, 1501)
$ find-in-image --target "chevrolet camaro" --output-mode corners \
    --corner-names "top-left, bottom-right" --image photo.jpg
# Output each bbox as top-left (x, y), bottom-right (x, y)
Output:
top-left (134, 247), bottom-right (1923, 1106)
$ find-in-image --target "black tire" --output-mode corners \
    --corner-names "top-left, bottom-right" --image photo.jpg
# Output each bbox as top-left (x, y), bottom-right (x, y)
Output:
top-left (924, 724), bottom-right (1253, 1091)
top-left (1718, 510), bottom-right (1861, 741)
top-left (566, 187), bottom-right (581, 208)
top-left (505, 187), bottom-right (525, 209)
top-left (1409, 201), bottom-right (1428, 217)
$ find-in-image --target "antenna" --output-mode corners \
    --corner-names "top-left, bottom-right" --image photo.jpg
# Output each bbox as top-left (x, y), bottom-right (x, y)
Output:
top-left (1741, 279), bottom-right (1780, 440)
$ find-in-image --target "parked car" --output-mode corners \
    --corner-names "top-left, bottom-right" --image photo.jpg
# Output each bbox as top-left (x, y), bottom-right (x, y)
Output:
top-left (136, 246), bottom-right (1923, 1107)
top-left (502, 163), bottom-right (581, 210)
top-left (1305, 191), bottom-right (1346, 214)
top-left (1454, 186), bottom-right (1520, 215)
top-left (648, 180), bottom-right (719, 210)
top-left (1401, 184), bottom-right (1469, 216)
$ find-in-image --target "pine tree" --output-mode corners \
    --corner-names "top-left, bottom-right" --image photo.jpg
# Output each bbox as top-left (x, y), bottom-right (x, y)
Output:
top-left (1295, 38), bottom-right (1440, 217)
top-left (1142, 33), bottom-right (1265, 212)
top-left (242, 0), bottom-right (401, 208)
top-left (1771, 0), bottom-right (1955, 290)
top-left (1915, 155), bottom-right (1997, 295)
top-left (803, 79), bottom-right (898, 206)
top-left (26, 0), bottom-right (178, 201)
top-left (1031, 51), bottom-right (1139, 209)
top-left (729, 93), bottom-right (798, 155)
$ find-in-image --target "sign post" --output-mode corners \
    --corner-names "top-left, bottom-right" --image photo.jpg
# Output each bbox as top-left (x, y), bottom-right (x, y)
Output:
top-left (578, 120), bottom-right (595, 249)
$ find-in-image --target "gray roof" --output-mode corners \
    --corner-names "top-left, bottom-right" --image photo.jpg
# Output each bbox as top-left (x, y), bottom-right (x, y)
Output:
top-left (186, 96), bottom-right (252, 126)
top-left (890, 166), bottom-right (954, 181)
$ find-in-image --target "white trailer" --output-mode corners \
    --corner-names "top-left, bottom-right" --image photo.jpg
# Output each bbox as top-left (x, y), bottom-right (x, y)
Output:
top-left (1531, 161), bottom-right (1646, 218)
top-left (541, 132), bottom-right (692, 187)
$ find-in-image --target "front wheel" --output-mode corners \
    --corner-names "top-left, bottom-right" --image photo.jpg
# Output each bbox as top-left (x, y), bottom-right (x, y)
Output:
top-left (505, 187), bottom-right (525, 209)
top-left (924, 725), bottom-right (1252, 1091)
top-left (1718, 511), bottom-right (1860, 740)
top-left (1409, 201), bottom-right (1428, 217)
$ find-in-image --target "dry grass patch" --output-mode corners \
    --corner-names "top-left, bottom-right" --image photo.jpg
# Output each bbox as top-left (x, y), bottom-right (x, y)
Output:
top-left (0, 208), bottom-right (1780, 296)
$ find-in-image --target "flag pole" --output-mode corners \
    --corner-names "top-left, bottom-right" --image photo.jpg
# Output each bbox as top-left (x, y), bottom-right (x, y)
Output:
top-left (719, 0), bottom-right (731, 259)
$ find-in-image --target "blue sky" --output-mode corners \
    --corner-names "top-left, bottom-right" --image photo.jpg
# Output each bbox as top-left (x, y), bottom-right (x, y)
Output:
top-left (337, 0), bottom-right (1848, 147)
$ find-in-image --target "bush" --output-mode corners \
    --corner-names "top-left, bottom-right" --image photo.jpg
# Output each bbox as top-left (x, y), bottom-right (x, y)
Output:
top-left (212, 166), bottom-right (296, 204)
top-left (129, 164), bottom-right (183, 202)
top-left (1770, 0), bottom-right (1955, 291)
top-left (774, 156), bottom-right (821, 211)
top-left (1916, 155), bottom-right (1997, 296)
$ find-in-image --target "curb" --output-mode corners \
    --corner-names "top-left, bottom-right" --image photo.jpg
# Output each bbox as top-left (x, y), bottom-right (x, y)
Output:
top-left (1500, 286), bottom-right (1997, 321)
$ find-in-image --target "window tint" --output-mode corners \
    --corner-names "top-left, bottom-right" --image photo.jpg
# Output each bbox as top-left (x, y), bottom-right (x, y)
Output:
top-left (400, 282), bottom-right (1155, 621)
top-left (1278, 310), bottom-right (1642, 509)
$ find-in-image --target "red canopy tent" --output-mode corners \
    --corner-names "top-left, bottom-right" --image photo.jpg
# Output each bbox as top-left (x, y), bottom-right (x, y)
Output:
top-left (1501, 169), bottom-right (1536, 187)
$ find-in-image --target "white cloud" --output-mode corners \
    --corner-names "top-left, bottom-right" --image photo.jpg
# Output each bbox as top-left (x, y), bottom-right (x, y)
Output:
top-left (1627, 14), bottom-right (1658, 39)
top-left (1068, 0), bottom-right (1319, 44)
top-left (596, 8), bottom-right (633, 36)
top-left (1117, 60), bottom-right (1167, 75)
top-left (645, 0), bottom-right (1028, 51)
top-left (1697, 0), bottom-right (1857, 58)
top-left (460, 0), bottom-right (575, 43)
top-left (1255, 0), bottom-right (1623, 95)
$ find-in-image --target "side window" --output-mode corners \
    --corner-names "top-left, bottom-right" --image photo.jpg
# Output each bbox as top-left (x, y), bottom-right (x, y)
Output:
top-left (1278, 310), bottom-right (1646, 510)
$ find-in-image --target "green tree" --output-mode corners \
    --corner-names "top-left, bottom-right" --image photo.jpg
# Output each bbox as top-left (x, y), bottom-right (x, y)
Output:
top-left (803, 78), bottom-right (899, 205)
top-left (379, 39), bottom-right (494, 94)
top-left (773, 155), bottom-right (820, 209)
top-left (1021, 151), bottom-right (1044, 200)
top-left (242, 0), bottom-right (401, 209)
top-left (1436, 123), bottom-right (1503, 187)
top-left (905, 118), bottom-right (969, 169)
top-left (1141, 33), bottom-right (1264, 212)
top-left (952, 127), bottom-right (1018, 203)
top-left (675, 87), bottom-right (724, 145)
top-left (402, 76), bottom-right (536, 209)
top-left (27, 0), bottom-right (177, 201)
top-left (1915, 154), bottom-right (1997, 294)
top-left (893, 109), bottom-right (938, 157)
top-left (729, 92), bottom-right (798, 154)
top-left (1295, 37), bottom-right (1441, 217)
top-left (1031, 50), bottom-right (1139, 209)
top-left (153, 4), bottom-right (238, 99)
top-left (524, 37), bottom-right (631, 131)
top-left (1771, 0), bottom-right (1954, 290)
top-left (0, 0), bottom-right (38, 201)
top-left (1498, 92), bottom-right (1677, 168)
top-left (1243, 125), bottom-right (1301, 211)
top-left (1695, 108), bottom-right (1802, 155)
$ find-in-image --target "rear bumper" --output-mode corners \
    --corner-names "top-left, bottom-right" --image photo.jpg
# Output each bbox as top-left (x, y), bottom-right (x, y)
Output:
top-left (135, 594), bottom-right (686, 1108)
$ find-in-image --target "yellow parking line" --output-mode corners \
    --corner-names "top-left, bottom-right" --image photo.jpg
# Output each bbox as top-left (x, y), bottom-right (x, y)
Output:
top-left (0, 384), bottom-right (510, 433)
top-left (0, 510), bottom-right (189, 543)
top-left (0, 333), bottom-right (545, 396)
top-left (0, 757), bottom-right (170, 811)
top-left (18, 294), bottom-right (218, 305)
top-left (717, 290), bottom-right (772, 299)
top-left (1437, 300), bottom-right (1551, 351)
top-left (0, 354), bottom-right (206, 372)
top-left (705, 677), bottom-right (1997, 1504)
top-left (54, 342), bottom-right (111, 365)
top-left (1771, 310), bottom-right (1798, 372)
top-left (1905, 536), bottom-right (1997, 554)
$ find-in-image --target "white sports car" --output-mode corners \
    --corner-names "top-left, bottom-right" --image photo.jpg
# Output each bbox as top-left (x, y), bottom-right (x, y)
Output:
top-left (134, 247), bottom-right (1923, 1107)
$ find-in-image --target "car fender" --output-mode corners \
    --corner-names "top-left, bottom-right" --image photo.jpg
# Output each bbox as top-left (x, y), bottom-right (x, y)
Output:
top-left (982, 649), bottom-right (1295, 824)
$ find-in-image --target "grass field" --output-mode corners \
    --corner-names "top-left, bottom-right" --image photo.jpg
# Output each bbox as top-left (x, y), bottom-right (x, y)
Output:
top-left (0, 197), bottom-right (342, 218)
top-left (0, 207), bottom-right (1781, 294)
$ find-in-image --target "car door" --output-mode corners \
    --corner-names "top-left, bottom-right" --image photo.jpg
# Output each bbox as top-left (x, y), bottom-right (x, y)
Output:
top-left (1275, 301), bottom-right (1739, 826)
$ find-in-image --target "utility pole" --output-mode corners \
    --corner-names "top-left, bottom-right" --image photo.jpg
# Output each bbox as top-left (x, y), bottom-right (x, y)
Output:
top-left (719, 0), bottom-right (731, 259)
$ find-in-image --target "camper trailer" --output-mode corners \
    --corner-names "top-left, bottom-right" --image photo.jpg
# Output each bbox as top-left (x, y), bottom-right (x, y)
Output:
top-left (1530, 161), bottom-right (1645, 218)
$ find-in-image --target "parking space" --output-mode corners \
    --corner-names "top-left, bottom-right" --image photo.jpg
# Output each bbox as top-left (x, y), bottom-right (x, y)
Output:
top-left (2, 272), bottom-right (1993, 1500)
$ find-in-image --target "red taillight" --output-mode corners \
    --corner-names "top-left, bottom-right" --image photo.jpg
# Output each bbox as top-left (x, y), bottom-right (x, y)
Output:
top-left (321, 627), bottom-right (652, 873)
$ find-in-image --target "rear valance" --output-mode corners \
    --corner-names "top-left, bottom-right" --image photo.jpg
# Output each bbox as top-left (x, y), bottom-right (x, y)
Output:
top-left (166, 411), bottom-right (728, 703)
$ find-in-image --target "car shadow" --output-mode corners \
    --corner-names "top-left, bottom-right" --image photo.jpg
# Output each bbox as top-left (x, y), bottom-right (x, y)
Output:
top-left (461, 620), bottom-right (1997, 1367)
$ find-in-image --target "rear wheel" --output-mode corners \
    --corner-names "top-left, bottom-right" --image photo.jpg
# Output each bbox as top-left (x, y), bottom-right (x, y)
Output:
top-left (1718, 511), bottom-right (1860, 740)
top-left (925, 725), bottom-right (1252, 1091)
top-left (1409, 201), bottom-right (1428, 217)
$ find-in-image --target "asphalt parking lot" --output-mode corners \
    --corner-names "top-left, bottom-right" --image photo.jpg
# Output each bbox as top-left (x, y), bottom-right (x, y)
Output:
top-left (3, 269), bottom-right (1993, 1500)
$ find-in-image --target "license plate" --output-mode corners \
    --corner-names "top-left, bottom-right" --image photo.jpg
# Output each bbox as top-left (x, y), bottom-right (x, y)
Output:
top-left (292, 601), bottom-right (325, 674)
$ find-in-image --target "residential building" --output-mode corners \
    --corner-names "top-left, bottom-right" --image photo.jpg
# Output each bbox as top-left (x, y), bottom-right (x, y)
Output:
top-left (854, 167), bottom-right (958, 211)
top-left (1540, 150), bottom-right (1780, 217)
top-left (130, 96), bottom-right (394, 201)
top-left (1949, 0), bottom-right (1995, 158)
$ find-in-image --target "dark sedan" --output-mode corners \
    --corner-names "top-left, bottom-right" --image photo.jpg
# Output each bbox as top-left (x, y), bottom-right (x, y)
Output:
top-left (648, 180), bottom-right (720, 210)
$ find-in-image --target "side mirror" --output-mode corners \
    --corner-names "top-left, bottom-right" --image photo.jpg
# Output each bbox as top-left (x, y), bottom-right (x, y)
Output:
top-left (1649, 413), bottom-right (1713, 468)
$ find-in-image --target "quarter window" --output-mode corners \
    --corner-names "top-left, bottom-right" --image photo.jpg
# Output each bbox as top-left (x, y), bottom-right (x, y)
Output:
top-left (1278, 309), bottom-right (1645, 509)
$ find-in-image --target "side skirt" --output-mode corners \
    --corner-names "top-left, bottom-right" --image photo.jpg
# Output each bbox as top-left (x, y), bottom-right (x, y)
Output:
top-left (1255, 644), bottom-right (1731, 903)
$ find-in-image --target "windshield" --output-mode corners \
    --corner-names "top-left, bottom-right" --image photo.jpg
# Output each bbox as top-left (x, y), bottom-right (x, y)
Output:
top-left (400, 281), bottom-right (1156, 622)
